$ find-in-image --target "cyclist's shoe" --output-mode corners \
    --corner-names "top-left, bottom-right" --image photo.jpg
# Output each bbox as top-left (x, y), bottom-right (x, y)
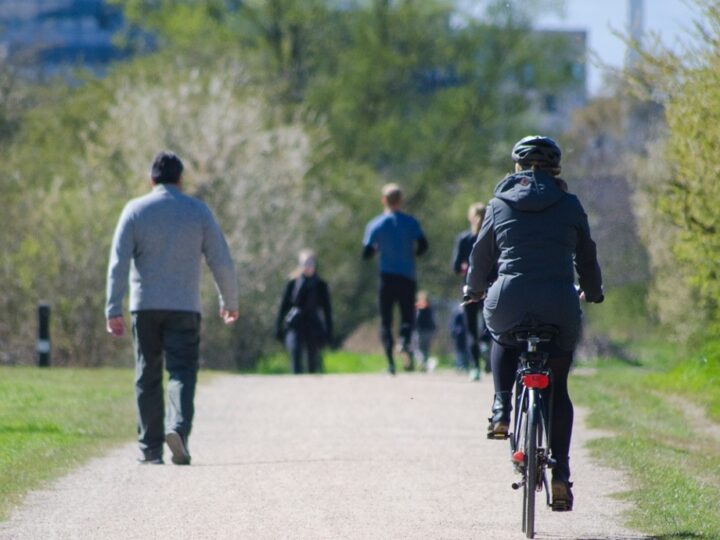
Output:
top-left (487, 419), bottom-right (509, 438)
top-left (486, 392), bottom-right (512, 439)
top-left (166, 431), bottom-right (191, 465)
top-left (551, 479), bottom-right (574, 511)
top-left (551, 469), bottom-right (574, 511)
top-left (468, 368), bottom-right (480, 382)
top-left (387, 361), bottom-right (396, 376)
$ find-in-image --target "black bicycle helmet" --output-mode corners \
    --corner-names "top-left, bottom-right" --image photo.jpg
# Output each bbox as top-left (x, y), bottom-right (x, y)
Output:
top-left (511, 135), bottom-right (561, 168)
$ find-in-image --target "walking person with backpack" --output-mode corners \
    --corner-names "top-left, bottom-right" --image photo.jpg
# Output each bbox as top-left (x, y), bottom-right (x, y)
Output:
top-left (363, 183), bottom-right (428, 374)
top-left (275, 249), bottom-right (334, 374)
top-left (106, 151), bottom-right (239, 466)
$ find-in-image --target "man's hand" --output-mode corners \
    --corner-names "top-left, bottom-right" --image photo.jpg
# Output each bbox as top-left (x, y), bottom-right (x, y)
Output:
top-left (106, 316), bottom-right (125, 337)
top-left (220, 309), bottom-right (239, 324)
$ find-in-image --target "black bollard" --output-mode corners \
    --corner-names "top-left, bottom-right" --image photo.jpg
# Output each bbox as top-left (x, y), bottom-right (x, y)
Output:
top-left (37, 303), bottom-right (50, 367)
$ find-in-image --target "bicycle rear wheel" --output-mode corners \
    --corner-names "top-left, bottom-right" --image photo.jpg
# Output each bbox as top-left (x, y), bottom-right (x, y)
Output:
top-left (513, 384), bottom-right (529, 534)
top-left (524, 390), bottom-right (539, 539)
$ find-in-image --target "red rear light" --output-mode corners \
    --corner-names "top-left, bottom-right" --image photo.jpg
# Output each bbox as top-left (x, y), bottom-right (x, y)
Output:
top-left (523, 374), bottom-right (549, 389)
top-left (512, 451), bottom-right (525, 463)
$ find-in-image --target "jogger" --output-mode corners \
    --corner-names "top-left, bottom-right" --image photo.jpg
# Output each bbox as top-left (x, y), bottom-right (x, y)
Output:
top-left (363, 183), bottom-right (428, 374)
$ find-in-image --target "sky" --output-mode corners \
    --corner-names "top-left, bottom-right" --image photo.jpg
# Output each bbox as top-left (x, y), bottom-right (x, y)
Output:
top-left (533, 0), bottom-right (699, 95)
top-left (457, 0), bottom-right (699, 96)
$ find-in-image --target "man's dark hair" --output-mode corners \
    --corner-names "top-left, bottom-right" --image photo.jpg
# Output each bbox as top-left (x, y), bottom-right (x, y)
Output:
top-left (151, 151), bottom-right (184, 184)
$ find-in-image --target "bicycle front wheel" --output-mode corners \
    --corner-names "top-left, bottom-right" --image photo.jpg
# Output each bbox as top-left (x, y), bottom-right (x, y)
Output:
top-left (525, 390), bottom-right (539, 539)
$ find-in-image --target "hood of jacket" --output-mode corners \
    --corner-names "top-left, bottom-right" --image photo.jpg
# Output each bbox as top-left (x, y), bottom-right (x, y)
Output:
top-left (493, 170), bottom-right (565, 212)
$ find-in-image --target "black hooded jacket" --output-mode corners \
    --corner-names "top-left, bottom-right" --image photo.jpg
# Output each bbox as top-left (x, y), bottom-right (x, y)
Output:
top-left (276, 275), bottom-right (333, 343)
top-left (466, 170), bottom-right (603, 350)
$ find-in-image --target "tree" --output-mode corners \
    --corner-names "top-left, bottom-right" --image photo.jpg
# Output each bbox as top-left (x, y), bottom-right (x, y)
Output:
top-left (0, 54), bottom-right (328, 367)
top-left (624, 0), bottom-right (720, 335)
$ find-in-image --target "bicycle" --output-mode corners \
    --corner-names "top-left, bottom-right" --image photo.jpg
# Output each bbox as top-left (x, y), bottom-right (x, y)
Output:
top-left (493, 324), bottom-right (559, 539)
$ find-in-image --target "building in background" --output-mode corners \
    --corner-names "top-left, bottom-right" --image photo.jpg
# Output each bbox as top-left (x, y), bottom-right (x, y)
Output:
top-left (531, 30), bottom-right (588, 132)
top-left (0, 0), bottom-right (126, 74)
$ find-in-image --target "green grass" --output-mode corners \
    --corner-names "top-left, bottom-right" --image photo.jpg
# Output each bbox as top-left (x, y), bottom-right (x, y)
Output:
top-left (254, 350), bottom-right (388, 374)
top-left (646, 340), bottom-right (720, 421)
top-left (0, 367), bottom-right (136, 520)
top-left (571, 358), bottom-right (720, 539)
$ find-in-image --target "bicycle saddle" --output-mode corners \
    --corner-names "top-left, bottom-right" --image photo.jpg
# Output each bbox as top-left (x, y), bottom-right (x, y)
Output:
top-left (510, 324), bottom-right (559, 342)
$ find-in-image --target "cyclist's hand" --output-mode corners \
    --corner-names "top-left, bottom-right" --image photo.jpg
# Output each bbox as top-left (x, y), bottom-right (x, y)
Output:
top-left (106, 316), bottom-right (125, 337)
top-left (220, 309), bottom-right (239, 324)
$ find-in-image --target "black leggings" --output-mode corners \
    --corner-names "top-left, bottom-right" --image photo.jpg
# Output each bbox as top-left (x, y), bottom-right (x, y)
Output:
top-left (378, 273), bottom-right (416, 362)
top-left (491, 341), bottom-right (574, 478)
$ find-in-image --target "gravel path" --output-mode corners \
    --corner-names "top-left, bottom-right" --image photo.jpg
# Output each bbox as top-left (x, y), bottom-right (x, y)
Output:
top-left (0, 373), bottom-right (648, 539)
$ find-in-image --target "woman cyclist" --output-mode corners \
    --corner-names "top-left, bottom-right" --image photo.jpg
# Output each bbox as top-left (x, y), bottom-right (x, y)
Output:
top-left (464, 135), bottom-right (604, 511)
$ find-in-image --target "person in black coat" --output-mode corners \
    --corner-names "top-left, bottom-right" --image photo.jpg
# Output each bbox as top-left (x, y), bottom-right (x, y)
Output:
top-left (276, 249), bottom-right (333, 374)
top-left (465, 135), bottom-right (604, 511)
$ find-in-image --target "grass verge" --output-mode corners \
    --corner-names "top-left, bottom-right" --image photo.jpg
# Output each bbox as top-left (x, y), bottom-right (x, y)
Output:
top-left (0, 367), bottom-right (136, 521)
top-left (255, 350), bottom-right (388, 374)
top-left (571, 358), bottom-right (720, 539)
top-left (645, 340), bottom-right (720, 421)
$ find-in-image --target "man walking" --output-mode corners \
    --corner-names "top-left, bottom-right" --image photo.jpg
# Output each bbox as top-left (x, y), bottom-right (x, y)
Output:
top-left (363, 183), bottom-right (428, 374)
top-left (106, 151), bottom-right (239, 465)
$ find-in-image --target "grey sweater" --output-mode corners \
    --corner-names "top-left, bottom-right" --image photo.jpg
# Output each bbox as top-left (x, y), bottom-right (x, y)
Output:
top-left (106, 184), bottom-right (238, 317)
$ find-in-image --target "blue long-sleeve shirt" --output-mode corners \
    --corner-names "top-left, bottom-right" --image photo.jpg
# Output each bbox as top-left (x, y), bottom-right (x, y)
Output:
top-left (106, 184), bottom-right (238, 317)
top-left (362, 211), bottom-right (427, 280)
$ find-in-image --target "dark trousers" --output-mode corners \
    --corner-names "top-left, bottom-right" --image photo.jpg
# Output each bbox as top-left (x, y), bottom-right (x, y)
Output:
top-left (132, 310), bottom-right (200, 456)
top-left (285, 329), bottom-right (322, 374)
top-left (463, 301), bottom-right (481, 369)
top-left (416, 330), bottom-right (434, 364)
top-left (378, 273), bottom-right (416, 363)
top-left (491, 341), bottom-right (574, 478)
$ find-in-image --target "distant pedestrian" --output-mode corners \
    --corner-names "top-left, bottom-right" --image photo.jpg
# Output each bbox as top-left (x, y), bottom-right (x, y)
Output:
top-left (413, 291), bottom-right (437, 371)
top-left (106, 151), bottom-right (239, 466)
top-left (450, 304), bottom-right (470, 371)
top-left (363, 183), bottom-right (428, 374)
top-left (452, 202), bottom-right (492, 380)
top-left (275, 249), bottom-right (334, 374)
